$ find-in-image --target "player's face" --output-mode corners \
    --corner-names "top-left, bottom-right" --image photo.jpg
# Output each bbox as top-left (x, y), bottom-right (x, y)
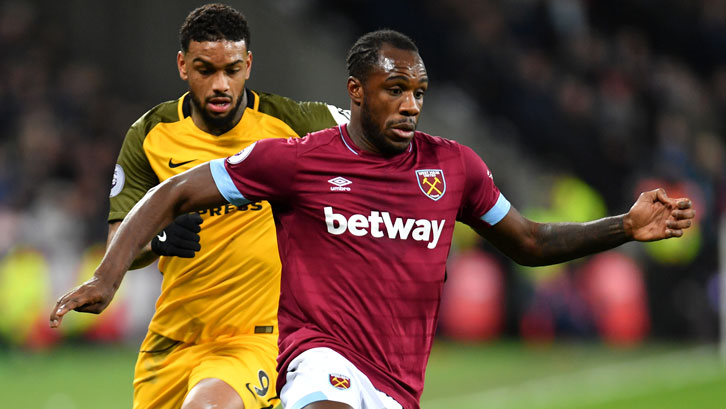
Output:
top-left (177, 40), bottom-right (252, 135)
top-left (358, 45), bottom-right (428, 155)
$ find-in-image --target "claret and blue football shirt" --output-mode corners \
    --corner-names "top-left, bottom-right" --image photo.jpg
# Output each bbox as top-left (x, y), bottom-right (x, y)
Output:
top-left (210, 124), bottom-right (511, 409)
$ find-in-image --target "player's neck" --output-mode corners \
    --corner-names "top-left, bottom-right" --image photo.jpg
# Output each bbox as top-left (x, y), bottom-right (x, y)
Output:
top-left (346, 117), bottom-right (411, 158)
top-left (346, 119), bottom-right (379, 155)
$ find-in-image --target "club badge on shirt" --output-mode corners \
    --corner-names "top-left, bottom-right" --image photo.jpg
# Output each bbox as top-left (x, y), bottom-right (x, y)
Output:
top-left (415, 169), bottom-right (446, 201)
top-left (329, 374), bottom-right (351, 390)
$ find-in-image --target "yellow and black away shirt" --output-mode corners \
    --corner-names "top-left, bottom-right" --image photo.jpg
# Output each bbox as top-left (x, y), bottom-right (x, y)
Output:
top-left (109, 90), bottom-right (346, 343)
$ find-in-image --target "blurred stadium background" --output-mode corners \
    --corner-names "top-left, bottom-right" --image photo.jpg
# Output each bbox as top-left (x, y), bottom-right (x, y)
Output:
top-left (0, 0), bottom-right (724, 408)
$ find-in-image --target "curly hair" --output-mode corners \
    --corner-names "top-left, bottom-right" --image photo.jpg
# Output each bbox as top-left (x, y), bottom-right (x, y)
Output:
top-left (179, 3), bottom-right (251, 52)
top-left (346, 29), bottom-right (418, 81)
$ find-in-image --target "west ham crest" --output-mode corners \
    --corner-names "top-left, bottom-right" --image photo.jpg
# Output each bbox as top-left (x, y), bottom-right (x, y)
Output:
top-left (329, 374), bottom-right (351, 390)
top-left (416, 169), bottom-right (446, 201)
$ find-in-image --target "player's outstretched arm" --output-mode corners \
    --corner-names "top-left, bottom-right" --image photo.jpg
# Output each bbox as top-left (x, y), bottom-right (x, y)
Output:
top-left (108, 212), bottom-right (203, 270)
top-left (108, 221), bottom-right (159, 270)
top-left (622, 188), bottom-right (694, 241)
top-left (477, 188), bottom-right (694, 267)
top-left (49, 163), bottom-right (225, 328)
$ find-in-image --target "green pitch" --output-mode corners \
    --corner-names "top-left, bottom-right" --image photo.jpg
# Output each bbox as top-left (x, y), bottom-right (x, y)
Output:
top-left (2, 340), bottom-right (725, 408)
top-left (0, 343), bottom-right (135, 408)
top-left (421, 340), bottom-right (726, 409)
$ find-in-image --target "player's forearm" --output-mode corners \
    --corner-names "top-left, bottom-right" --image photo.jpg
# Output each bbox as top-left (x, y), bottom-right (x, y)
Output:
top-left (129, 247), bottom-right (159, 270)
top-left (95, 164), bottom-right (225, 285)
top-left (96, 184), bottom-right (180, 289)
top-left (108, 222), bottom-right (159, 270)
top-left (103, 243), bottom-right (158, 272)
top-left (528, 214), bottom-right (629, 266)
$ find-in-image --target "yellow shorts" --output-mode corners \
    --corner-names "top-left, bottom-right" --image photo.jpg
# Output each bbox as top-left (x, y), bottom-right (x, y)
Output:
top-left (132, 331), bottom-right (279, 409)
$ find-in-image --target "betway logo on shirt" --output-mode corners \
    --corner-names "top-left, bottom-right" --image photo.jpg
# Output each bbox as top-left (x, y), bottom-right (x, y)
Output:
top-left (324, 206), bottom-right (445, 249)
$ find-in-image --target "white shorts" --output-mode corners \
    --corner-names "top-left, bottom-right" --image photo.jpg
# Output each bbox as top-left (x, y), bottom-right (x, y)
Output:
top-left (280, 347), bottom-right (403, 409)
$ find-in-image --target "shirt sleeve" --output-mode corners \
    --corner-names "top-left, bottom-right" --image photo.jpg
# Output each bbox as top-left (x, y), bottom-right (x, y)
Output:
top-left (457, 144), bottom-right (511, 227)
top-left (256, 91), bottom-right (349, 136)
top-left (210, 137), bottom-right (298, 206)
top-left (108, 122), bottom-right (159, 222)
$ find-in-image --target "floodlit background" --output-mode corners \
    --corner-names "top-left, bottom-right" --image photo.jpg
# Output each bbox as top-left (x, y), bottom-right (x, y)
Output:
top-left (0, 0), bottom-right (724, 408)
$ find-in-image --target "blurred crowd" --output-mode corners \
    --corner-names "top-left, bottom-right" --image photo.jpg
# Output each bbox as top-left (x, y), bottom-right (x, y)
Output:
top-left (0, 0), bottom-right (723, 347)
top-left (0, 2), bottom-right (142, 253)
top-left (0, 1), bottom-right (153, 347)
top-left (323, 0), bottom-right (725, 216)
top-left (320, 0), bottom-right (725, 341)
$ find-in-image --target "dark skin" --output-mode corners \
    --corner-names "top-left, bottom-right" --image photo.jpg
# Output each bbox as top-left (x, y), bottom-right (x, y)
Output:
top-left (51, 44), bottom-right (695, 409)
top-left (115, 39), bottom-right (253, 271)
top-left (103, 38), bottom-right (253, 409)
top-left (178, 39), bottom-right (252, 136)
top-left (346, 45), bottom-right (428, 156)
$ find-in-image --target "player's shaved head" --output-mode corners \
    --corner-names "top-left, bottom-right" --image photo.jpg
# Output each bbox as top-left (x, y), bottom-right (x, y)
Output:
top-left (346, 29), bottom-right (419, 81)
top-left (180, 3), bottom-right (251, 52)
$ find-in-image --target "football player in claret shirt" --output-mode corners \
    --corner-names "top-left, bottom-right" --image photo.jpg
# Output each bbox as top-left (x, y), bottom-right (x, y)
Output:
top-left (51, 4), bottom-right (346, 409)
top-left (51, 30), bottom-right (695, 409)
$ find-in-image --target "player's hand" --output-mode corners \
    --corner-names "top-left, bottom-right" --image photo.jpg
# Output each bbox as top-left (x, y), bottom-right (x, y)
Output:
top-left (623, 188), bottom-right (695, 242)
top-left (151, 213), bottom-right (203, 257)
top-left (49, 275), bottom-right (117, 328)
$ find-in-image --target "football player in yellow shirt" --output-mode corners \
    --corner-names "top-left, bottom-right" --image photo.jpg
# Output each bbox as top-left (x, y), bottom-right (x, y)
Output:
top-left (52, 4), bottom-right (346, 409)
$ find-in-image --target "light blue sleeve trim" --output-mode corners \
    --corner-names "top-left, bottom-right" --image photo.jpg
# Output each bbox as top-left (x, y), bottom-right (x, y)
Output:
top-left (289, 391), bottom-right (328, 409)
top-left (481, 193), bottom-right (511, 225)
top-left (209, 158), bottom-right (250, 206)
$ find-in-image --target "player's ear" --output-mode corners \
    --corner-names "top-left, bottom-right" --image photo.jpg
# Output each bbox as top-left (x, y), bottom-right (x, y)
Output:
top-left (347, 77), bottom-right (363, 106)
top-left (245, 51), bottom-right (253, 80)
top-left (177, 51), bottom-right (188, 81)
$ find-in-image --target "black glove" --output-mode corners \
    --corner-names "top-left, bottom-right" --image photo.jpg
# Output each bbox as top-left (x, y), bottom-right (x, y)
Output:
top-left (151, 213), bottom-right (203, 257)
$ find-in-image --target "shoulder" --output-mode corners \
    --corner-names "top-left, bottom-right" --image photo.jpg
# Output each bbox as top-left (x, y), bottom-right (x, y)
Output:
top-left (259, 126), bottom-right (340, 157)
top-left (414, 131), bottom-right (487, 173)
top-left (127, 97), bottom-right (183, 140)
top-left (294, 126), bottom-right (341, 150)
top-left (414, 131), bottom-right (465, 155)
top-left (255, 90), bottom-right (326, 117)
top-left (253, 90), bottom-right (347, 136)
top-left (302, 126), bottom-right (341, 142)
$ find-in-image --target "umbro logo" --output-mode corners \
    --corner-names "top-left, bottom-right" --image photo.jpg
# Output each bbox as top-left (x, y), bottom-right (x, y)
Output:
top-left (168, 158), bottom-right (196, 168)
top-left (328, 176), bottom-right (352, 192)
